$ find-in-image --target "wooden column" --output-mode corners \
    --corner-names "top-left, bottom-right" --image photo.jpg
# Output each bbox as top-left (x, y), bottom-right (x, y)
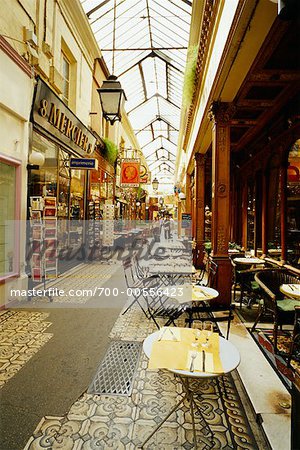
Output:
top-left (194, 153), bottom-right (206, 268)
top-left (241, 182), bottom-right (248, 249)
top-left (209, 102), bottom-right (235, 306)
top-left (177, 200), bottom-right (182, 238)
top-left (185, 173), bottom-right (192, 213)
top-left (261, 170), bottom-right (268, 257)
top-left (280, 162), bottom-right (288, 262)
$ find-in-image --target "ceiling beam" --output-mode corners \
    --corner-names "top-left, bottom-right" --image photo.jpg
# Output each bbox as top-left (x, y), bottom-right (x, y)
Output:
top-left (138, 62), bottom-right (147, 100)
top-left (150, 123), bottom-right (155, 140)
top-left (87, 0), bottom-right (111, 18)
top-left (101, 47), bottom-right (188, 51)
top-left (128, 93), bottom-right (180, 115)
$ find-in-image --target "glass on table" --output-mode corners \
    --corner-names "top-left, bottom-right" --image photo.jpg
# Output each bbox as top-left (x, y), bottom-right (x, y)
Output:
top-left (201, 321), bottom-right (213, 348)
top-left (191, 321), bottom-right (202, 348)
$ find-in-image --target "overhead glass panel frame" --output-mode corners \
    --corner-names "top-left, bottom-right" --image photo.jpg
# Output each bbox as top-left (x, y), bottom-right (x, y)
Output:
top-left (80, 0), bottom-right (192, 181)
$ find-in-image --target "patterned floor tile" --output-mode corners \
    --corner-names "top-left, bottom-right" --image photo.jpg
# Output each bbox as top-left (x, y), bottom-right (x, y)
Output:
top-left (23, 261), bottom-right (261, 450)
top-left (0, 311), bottom-right (53, 388)
top-left (23, 416), bottom-right (65, 450)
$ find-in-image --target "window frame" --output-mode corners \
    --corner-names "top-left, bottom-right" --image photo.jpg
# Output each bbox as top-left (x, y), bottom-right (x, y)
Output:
top-left (0, 153), bottom-right (21, 283)
top-left (61, 51), bottom-right (71, 106)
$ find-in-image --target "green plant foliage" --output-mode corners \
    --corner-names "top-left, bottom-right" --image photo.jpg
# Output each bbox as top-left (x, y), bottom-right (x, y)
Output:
top-left (102, 138), bottom-right (118, 165)
top-left (229, 242), bottom-right (242, 250)
top-left (204, 241), bottom-right (212, 254)
top-left (137, 186), bottom-right (143, 199)
top-left (182, 45), bottom-right (199, 108)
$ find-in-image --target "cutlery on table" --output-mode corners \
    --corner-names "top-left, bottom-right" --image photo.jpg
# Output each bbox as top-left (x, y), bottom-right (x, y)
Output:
top-left (289, 284), bottom-right (295, 291)
top-left (202, 350), bottom-right (205, 372)
top-left (190, 352), bottom-right (197, 372)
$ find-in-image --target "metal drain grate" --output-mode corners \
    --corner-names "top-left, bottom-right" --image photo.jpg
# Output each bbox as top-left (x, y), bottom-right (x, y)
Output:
top-left (88, 340), bottom-right (142, 396)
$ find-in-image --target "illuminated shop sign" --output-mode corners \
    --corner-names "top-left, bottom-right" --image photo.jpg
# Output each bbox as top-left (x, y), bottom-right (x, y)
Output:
top-left (31, 78), bottom-right (99, 157)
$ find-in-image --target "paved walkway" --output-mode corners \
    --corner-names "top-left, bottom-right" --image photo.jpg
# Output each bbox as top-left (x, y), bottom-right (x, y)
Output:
top-left (23, 298), bottom-right (267, 450)
top-left (0, 254), bottom-right (270, 450)
top-left (0, 261), bottom-right (126, 450)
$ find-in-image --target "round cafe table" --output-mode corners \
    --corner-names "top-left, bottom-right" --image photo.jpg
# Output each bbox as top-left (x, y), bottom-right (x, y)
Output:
top-left (166, 284), bottom-right (219, 329)
top-left (141, 329), bottom-right (240, 449)
top-left (280, 284), bottom-right (300, 299)
top-left (233, 257), bottom-right (264, 265)
top-left (167, 284), bottom-right (219, 304)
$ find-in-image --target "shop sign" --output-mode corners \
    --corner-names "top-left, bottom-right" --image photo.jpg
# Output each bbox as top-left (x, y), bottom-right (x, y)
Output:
top-left (31, 78), bottom-right (98, 157)
top-left (120, 158), bottom-right (140, 187)
top-left (139, 164), bottom-right (148, 183)
top-left (70, 158), bottom-right (98, 169)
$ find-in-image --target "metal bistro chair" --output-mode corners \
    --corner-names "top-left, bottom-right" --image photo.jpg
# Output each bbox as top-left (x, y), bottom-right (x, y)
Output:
top-left (190, 260), bottom-right (235, 339)
top-left (252, 269), bottom-right (300, 353)
top-left (122, 257), bottom-right (159, 317)
top-left (193, 251), bottom-right (209, 285)
top-left (142, 291), bottom-right (188, 329)
top-left (231, 260), bottom-right (263, 309)
top-left (288, 306), bottom-right (300, 366)
top-left (195, 258), bottom-right (218, 288)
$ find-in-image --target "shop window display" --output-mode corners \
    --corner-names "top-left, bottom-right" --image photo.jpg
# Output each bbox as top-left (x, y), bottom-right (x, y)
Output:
top-left (28, 133), bottom-right (86, 274)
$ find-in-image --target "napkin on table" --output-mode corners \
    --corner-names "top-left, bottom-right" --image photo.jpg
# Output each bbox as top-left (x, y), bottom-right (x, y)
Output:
top-left (186, 350), bottom-right (214, 373)
top-left (158, 327), bottom-right (181, 341)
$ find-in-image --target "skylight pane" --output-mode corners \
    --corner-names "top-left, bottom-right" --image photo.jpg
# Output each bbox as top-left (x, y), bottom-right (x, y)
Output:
top-left (79, 0), bottom-right (192, 181)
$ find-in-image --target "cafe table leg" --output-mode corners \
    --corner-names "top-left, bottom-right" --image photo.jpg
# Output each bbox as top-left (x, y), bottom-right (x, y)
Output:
top-left (179, 376), bottom-right (214, 442)
top-left (140, 396), bottom-right (186, 448)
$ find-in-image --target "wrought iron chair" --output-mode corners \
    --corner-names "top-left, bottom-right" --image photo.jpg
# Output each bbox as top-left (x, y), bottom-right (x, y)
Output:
top-left (288, 306), bottom-right (300, 366)
top-left (122, 257), bottom-right (159, 317)
top-left (143, 292), bottom-right (188, 329)
top-left (252, 269), bottom-right (300, 353)
top-left (231, 260), bottom-right (264, 308)
top-left (189, 260), bottom-right (235, 339)
top-left (195, 258), bottom-right (218, 288)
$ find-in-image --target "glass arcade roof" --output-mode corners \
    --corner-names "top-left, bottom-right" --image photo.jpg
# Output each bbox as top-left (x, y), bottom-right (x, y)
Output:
top-left (80, 0), bottom-right (192, 181)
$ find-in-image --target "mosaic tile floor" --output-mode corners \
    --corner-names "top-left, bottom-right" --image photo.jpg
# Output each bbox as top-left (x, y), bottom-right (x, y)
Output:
top-left (24, 300), bottom-right (259, 450)
top-left (0, 310), bottom-right (53, 388)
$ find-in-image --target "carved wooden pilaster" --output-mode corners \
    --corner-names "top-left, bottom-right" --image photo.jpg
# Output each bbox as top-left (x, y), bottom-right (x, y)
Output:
top-left (185, 173), bottom-right (192, 214)
top-left (280, 161), bottom-right (288, 262)
top-left (209, 102), bottom-right (235, 257)
top-left (194, 153), bottom-right (206, 268)
top-left (241, 182), bottom-right (248, 250)
top-left (209, 102), bottom-right (235, 305)
top-left (261, 170), bottom-right (268, 257)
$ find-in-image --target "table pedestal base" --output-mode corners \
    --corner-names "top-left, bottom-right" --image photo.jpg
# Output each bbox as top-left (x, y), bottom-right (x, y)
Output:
top-left (140, 376), bottom-right (214, 449)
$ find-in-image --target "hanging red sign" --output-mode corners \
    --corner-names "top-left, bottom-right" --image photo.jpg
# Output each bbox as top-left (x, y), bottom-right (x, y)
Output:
top-left (120, 158), bottom-right (140, 186)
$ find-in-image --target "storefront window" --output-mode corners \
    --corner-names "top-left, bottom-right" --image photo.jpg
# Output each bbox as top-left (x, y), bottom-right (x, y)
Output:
top-left (30, 135), bottom-right (58, 198)
top-left (0, 158), bottom-right (19, 278)
top-left (287, 139), bottom-right (300, 267)
top-left (58, 149), bottom-right (70, 219)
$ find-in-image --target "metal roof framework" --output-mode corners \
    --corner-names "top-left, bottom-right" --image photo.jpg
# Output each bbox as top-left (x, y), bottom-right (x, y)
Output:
top-left (80, 0), bottom-right (192, 179)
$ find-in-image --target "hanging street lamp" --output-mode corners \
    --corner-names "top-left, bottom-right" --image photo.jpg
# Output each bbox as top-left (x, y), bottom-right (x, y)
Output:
top-left (152, 177), bottom-right (159, 191)
top-left (97, 75), bottom-right (127, 125)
